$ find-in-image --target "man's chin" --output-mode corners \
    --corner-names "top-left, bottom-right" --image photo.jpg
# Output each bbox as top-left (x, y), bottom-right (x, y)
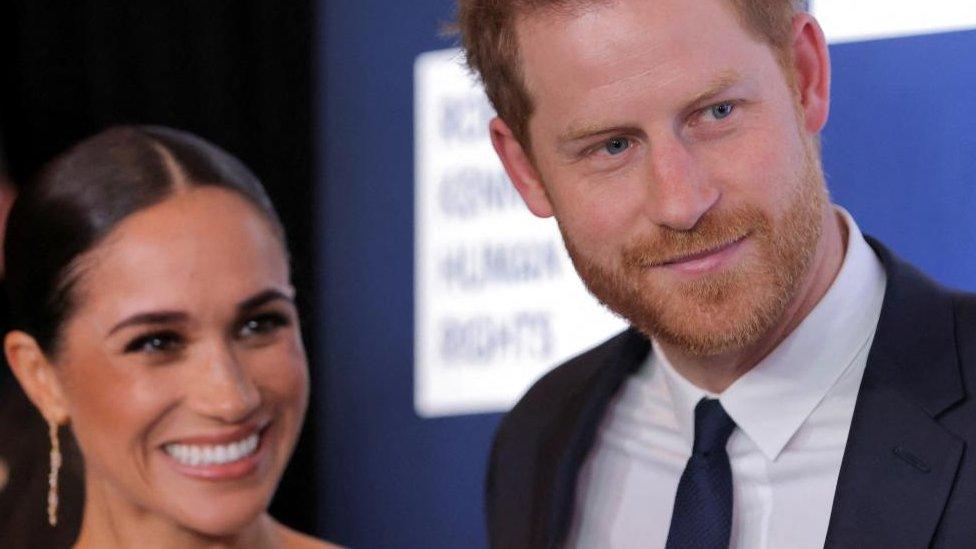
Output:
top-left (641, 310), bottom-right (774, 358)
top-left (626, 282), bottom-right (790, 358)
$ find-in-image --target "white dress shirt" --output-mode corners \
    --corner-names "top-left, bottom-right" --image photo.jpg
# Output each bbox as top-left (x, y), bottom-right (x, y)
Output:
top-left (567, 209), bottom-right (887, 549)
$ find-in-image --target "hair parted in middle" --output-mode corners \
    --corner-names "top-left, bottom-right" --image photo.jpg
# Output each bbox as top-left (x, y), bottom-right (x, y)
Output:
top-left (456, 0), bottom-right (807, 149)
top-left (4, 125), bottom-right (287, 357)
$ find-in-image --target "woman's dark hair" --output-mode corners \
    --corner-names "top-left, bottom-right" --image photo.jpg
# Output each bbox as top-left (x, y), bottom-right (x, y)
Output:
top-left (4, 125), bottom-right (286, 356)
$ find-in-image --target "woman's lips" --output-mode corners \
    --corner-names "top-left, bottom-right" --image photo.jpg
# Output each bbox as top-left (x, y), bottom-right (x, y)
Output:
top-left (165, 433), bottom-right (259, 466)
top-left (161, 423), bottom-right (271, 481)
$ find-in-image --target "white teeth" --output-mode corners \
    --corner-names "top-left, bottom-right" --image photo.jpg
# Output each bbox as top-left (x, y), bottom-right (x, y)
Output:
top-left (164, 433), bottom-right (260, 467)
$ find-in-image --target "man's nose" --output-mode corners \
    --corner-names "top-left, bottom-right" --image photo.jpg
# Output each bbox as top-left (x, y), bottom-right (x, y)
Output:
top-left (643, 138), bottom-right (720, 231)
top-left (188, 341), bottom-right (261, 423)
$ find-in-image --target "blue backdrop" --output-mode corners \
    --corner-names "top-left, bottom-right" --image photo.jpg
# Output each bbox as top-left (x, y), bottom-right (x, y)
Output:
top-left (826, 31), bottom-right (976, 286)
top-left (315, 0), bottom-right (976, 544)
top-left (316, 2), bottom-right (500, 547)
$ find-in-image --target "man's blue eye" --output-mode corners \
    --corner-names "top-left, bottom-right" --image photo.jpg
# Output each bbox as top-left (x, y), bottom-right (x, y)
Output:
top-left (603, 137), bottom-right (630, 155)
top-left (710, 103), bottom-right (735, 120)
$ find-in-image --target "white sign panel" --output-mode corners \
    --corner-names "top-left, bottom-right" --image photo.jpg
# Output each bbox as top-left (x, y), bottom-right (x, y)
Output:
top-left (413, 49), bottom-right (627, 417)
top-left (813, 0), bottom-right (976, 43)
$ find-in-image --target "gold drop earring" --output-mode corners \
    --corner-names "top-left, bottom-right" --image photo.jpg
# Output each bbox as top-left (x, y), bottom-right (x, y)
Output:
top-left (48, 420), bottom-right (62, 527)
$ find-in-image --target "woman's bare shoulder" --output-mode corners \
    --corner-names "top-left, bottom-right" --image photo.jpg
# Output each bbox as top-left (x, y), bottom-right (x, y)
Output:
top-left (277, 523), bottom-right (344, 549)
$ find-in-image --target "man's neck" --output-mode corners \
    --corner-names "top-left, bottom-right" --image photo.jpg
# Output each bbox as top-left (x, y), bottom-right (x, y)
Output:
top-left (660, 207), bottom-right (849, 394)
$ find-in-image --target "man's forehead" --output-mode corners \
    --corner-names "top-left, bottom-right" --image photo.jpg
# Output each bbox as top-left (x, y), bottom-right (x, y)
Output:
top-left (514, 0), bottom-right (757, 83)
top-left (515, 1), bottom-right (773, 101)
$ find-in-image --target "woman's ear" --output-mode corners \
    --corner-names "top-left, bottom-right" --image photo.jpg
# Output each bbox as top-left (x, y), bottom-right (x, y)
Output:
top-left (5, 331), bottom-right (70, 425)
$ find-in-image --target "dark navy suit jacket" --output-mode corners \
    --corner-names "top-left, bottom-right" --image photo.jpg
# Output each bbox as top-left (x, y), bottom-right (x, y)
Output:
top-left (486, 239), bottom-right (976, 548)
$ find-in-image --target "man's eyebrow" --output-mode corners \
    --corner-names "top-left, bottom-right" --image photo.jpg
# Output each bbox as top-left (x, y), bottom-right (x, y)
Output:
top-left (556, 71), bottom-right (744, 147)
top-left (237, 288), bottom-right (295, 313)
top-left (557, 123), bottom-right (643, 148)
top-left (107, 311), bottom-right (188, 336)
top-left (684, 70), bottom-right (743, 108)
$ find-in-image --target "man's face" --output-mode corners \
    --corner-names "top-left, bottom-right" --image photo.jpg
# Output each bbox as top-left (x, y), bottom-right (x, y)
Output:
top-left (507, 0), bottom-right (830, 355)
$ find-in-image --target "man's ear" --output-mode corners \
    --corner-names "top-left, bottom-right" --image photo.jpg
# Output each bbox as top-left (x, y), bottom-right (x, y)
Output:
top-left (790, 13), bottom-right (831, 134)
top-left (5, 331), bottom-right (69, 425)
top-left (489, 117), bottom-right (555, 218)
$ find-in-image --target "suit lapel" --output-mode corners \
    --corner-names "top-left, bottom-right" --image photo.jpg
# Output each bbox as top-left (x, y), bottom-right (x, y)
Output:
top-left (546, 328), bottom-right (650, 549)
top-left (825, 238), bottom-right (965, 548)
top-left (824, 386), bottom-right (963, 548)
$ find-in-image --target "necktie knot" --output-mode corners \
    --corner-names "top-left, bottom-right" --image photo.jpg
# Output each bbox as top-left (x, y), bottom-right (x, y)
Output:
top-left (692, 398), bottom-right (736, 456)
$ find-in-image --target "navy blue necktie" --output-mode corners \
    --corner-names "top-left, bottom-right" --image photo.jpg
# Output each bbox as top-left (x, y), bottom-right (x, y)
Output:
top-left (665, 398), bottom-right (737, 549)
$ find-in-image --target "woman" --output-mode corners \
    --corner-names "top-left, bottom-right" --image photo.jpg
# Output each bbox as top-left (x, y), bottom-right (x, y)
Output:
top-left (4, 126), bottom-right (337, 548)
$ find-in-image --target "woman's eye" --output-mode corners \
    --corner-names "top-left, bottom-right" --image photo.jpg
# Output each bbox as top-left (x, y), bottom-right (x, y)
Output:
top-left (124, 332), bottom-right (183, 354)
top-left (602, 137), bottom-right (631, 156)
top-left (708, 102), bottom-right (735, 120)
top-left (238, 313), bottom-right (289, 339)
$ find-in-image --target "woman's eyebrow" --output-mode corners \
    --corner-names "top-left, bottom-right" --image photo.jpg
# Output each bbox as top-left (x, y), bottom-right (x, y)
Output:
top-left (237, 288), bottom-right (295, 313)
top-left (106, 290), bottom-right (293, 336)
top-left (107, 311), bottom-right (188, 336)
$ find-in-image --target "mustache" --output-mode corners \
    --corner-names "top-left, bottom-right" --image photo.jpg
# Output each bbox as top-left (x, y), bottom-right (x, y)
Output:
top-left (622, 207), bottom-right (768, 268)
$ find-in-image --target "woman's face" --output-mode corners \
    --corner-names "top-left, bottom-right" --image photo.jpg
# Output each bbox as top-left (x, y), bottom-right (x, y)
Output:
top-left (51, 187), bottom-right (308, 536)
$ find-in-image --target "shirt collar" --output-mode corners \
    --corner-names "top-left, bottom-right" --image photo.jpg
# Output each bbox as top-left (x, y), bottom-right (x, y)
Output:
top-left (654, 207), bottom-right (887, 460)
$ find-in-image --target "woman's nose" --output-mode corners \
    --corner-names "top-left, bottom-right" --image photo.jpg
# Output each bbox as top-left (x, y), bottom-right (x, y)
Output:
top-left (188, 341), bottom-right (261, 423)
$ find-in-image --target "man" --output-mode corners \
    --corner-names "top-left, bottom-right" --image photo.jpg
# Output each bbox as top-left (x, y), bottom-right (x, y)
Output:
top-left (457, 0), bottom-right (976, 547)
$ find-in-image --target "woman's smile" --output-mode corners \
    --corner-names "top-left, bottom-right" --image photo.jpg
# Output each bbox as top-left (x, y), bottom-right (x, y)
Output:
top-left (161, 420), bottom-right (272, 480)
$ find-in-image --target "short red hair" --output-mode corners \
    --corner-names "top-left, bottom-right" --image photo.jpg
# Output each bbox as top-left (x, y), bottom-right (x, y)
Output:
top-left (457, 0), bottom-right (804, 147)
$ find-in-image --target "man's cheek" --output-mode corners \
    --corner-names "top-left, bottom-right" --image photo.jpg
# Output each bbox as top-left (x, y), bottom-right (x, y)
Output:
top-left (562, 215), bottom-right (628, 259)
